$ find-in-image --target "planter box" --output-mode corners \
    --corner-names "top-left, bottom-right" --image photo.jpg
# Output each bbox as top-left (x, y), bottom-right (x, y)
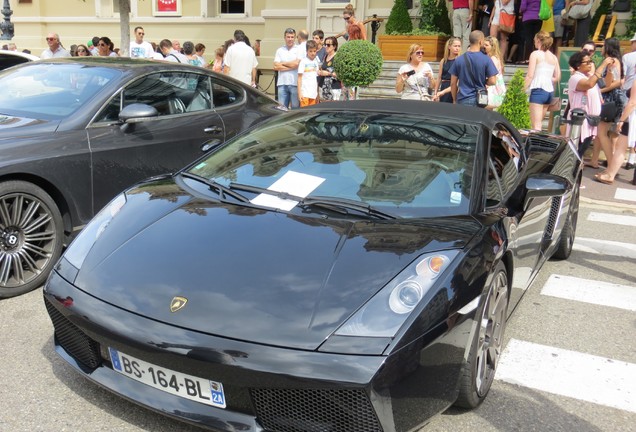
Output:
top-left (378, 34), bottom-right (449, 62)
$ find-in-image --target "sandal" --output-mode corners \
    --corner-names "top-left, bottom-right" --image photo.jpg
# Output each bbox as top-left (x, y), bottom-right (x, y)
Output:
top-left (595, 173), bottom-right (614, 185)
top-left (583, 162), bottom-right (599, 168)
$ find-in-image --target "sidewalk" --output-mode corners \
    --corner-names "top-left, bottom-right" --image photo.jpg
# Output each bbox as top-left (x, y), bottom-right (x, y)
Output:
top-left (580, 162), bottom-right (636, 209)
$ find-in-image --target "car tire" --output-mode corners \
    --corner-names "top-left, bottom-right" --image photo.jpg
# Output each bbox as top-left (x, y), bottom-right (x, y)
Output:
top-left (551, 180), bottom-right (580, 260)
top-left (0, 181), bottom-right (64, 298)
top-left (455, 262), bottom-right (509, 409)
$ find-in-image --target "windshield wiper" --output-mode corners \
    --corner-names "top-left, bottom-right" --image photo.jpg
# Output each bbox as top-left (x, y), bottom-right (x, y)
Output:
top-left (181, 173), bottom-right (250, 203)
top-left (229, 182), bottom-right (396, 220)
top-left (300, 196), bottom-right (397, 220)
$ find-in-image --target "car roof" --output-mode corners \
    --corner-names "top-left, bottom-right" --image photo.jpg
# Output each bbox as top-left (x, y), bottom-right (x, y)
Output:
top-left (29, 56), bottom-right (208, 75)
top-left (304, 100), bottom-right (515, 131)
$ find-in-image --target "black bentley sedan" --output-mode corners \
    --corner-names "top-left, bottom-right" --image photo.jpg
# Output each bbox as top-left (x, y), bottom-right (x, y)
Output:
top-left (0, 57), bottom-right (284, 298)
top-left (44, 101), bottom-right (581, 432)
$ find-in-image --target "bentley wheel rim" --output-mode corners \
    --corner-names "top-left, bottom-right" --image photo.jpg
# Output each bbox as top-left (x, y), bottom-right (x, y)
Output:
top-left (0, 192), bottom-right (57, 288)
top-left (475, 271), bottom-right (508, 396)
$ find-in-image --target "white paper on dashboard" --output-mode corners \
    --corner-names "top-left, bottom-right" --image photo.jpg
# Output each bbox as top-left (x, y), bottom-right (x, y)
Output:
top-left (250, 171), bottom-right (325, 211)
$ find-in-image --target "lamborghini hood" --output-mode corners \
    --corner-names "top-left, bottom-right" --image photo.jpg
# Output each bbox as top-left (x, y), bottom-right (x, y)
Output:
top-left (72, 180), bottom-right (480, 350)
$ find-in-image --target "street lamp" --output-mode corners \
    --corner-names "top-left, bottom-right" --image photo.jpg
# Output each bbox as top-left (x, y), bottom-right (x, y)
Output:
top-left (0, 0), bottom-right (14, 41)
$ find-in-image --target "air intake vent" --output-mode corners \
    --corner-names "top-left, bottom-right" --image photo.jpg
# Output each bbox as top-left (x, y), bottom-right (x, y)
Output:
top-left (251, 388), bottom-right (383, 432)
top-left (45, 298), bottom-right (102, 369)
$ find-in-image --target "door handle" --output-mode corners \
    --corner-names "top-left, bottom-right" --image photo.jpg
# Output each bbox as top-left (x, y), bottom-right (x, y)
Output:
top-left (204, 126), bottom-right (223, 134)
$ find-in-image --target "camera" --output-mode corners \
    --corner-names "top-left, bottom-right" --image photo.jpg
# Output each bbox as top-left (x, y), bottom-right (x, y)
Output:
top-left (406, 70), bottom-right (416, 77)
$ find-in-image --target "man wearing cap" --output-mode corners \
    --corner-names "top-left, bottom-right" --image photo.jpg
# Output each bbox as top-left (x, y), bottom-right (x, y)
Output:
top-left (41, 33), bottom-right (70, 58)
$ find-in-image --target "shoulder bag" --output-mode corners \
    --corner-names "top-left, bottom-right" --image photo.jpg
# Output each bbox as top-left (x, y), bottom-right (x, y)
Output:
top-left (499, 6), bottom-right (516, 33)
top-left (464, 53), bottom-right (489, 107)
top-left (539, 0), bottom-right (552, 20)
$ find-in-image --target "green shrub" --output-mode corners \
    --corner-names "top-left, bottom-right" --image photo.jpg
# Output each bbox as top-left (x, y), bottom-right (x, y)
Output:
top-left (498, 70), bottom-right (530, 129)
top-left (419, 0), bottom-right (452, 35)
top-left (385, 0), bottom-right (413, 35)
top-left (333, 40), bottom-right (384, 88)
top-left (626, 0), bottom-right (636, 37)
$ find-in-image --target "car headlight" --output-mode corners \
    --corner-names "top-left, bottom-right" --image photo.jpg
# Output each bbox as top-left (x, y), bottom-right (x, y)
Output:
top-left (64, 193), bottom-right (127, 270)
top-left (334, 251), bottom-right (459, 338)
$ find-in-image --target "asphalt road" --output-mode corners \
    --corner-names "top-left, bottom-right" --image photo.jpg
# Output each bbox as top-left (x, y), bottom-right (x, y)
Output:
top-left (1, 199), bottom-right (634, 432)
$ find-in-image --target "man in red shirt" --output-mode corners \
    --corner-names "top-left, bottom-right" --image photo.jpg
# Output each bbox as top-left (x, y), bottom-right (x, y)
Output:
top-left (453, 0), bottom-right (474, 51)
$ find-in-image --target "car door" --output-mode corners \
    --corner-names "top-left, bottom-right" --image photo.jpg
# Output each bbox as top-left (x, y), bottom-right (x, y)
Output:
top-left (485, 125), bottom-right (545, 302)
top-left (87, 70), bottom-right (225, 214)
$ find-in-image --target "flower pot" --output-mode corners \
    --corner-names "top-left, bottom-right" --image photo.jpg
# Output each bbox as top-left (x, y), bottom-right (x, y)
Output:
top-left (378, 34), bottom-right (449, 62)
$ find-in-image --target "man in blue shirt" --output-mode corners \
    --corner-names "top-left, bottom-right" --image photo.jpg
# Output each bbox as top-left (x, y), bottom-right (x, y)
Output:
top-left (450, 30), bottom-right (498, 106)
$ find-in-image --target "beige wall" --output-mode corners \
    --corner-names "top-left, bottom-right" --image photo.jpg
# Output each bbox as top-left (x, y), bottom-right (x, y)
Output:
top-left (6, 0), bottom-right (393, 66)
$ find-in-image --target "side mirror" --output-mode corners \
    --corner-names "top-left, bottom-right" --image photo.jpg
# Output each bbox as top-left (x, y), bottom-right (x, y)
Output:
top-left (525, 173), bottom-right (571, 202)
top-left (119, 103), bottom-right (159, 123)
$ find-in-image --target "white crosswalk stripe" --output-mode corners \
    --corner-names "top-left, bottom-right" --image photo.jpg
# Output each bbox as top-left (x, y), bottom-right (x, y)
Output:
top-left (497, 339), bottom-right (636, 414)
top-left (615, 187), bottom-right (636, 202)
top-left (572, 237), bottom-right (636, 259)
top-left (587, 212), bottom-right (636, 227)
top-left (541, 275), bottom-right (636, 312)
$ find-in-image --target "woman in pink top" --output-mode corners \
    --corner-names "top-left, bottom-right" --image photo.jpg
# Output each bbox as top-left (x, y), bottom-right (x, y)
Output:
top-left (567, 51), bottom-right (614, 155)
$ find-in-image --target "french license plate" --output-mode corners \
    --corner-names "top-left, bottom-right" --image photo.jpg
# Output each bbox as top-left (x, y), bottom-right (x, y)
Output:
top-left (108, 347), bottom-right (226, 408)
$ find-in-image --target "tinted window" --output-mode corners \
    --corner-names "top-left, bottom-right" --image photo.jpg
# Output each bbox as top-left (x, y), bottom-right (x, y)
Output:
top-left (488, 125), bottom-right (522, 199)
top-left (211, 79), bottom-right (243, 108)
top-left (94, 72), bottom-right (213, 122)
top-left (188, 112), bottom-right (478, 218)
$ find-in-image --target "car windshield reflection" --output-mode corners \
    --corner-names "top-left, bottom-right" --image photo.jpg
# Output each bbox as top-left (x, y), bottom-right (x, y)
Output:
top-left (0, 63), bottom-right (121, 119)
top-left (188, 112), bottom-right (479, 218)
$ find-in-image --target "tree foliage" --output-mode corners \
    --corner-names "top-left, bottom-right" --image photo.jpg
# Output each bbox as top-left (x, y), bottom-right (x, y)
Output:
top-left (333, 40), bottom-right (384, 88)
top-left (385, 0), bottom-right (413, 35)
top-left (498, 70), bottom-right (530, 129)
top-left (419, 0), bottom-right (452, 35)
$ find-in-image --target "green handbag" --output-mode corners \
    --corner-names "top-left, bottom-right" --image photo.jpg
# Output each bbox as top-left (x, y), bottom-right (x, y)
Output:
top-left (539, 0), bottom-right (552, 20)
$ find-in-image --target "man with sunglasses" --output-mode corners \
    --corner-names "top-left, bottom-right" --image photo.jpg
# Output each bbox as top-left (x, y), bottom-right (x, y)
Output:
top-left (41, 33), bottom-right (70, 59)
top-left (129, 26), bottom-right (154, 59)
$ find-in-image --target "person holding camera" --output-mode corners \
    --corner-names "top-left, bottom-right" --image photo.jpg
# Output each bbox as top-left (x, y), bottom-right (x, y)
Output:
top-left (396, 45), bottom-right (436, 101)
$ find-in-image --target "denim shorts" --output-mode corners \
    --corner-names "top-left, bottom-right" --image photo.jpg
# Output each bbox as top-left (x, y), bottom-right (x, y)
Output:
top-left (529, 88), bottom-right (554, 105)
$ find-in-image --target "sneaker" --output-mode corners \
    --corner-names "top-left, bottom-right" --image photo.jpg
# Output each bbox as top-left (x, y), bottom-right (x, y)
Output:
top-left (625, 162), bottom-right (635, 170)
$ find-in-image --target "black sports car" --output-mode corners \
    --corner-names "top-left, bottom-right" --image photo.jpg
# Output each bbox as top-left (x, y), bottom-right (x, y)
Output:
top-left (0, 57), bottom-right (284, 298)
top-left (44, 101), bottom-right (581, 432)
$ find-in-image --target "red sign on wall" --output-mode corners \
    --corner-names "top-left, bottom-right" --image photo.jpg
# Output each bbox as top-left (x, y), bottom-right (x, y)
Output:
top-left (157, 0), bottom-right (177, 12)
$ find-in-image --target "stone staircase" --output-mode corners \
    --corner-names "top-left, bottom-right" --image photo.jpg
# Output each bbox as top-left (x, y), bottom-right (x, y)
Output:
top-left (358, 60), bottom-right (527, 100)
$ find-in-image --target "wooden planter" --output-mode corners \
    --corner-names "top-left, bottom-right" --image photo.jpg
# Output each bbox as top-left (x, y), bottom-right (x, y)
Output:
top-left (378, 34), bottom-right (449, 62)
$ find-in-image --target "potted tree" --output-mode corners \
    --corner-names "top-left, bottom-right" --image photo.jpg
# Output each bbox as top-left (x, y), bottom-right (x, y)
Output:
top-left (333, 40), bottom-right (384, 99)
top-left (498, 70), bottom-right (531, 129)
top-left (378, 0), bottom-right (451, 61)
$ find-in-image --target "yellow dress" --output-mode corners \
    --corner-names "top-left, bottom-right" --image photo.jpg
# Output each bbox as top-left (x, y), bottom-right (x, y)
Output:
top-left (541, 0), bottom-right (555, 33)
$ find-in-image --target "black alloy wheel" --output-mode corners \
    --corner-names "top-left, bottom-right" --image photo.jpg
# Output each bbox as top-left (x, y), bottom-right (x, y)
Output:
top-left (0, 181), bottom-right (64, 298)
top-left (455, 262), bottom-right (509, 409)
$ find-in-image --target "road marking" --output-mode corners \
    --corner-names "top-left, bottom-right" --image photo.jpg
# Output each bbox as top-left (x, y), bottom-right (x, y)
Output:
top-left (587, 212), bottom-right (636, 227)
top-left (615, 187), bottom-right (636, 202)
top-left (573, 237), bottom-right (636, 260)
top-left (497, 339), bottom-right (636, 413)
top-left (541, 274), bottom-right (636, 311)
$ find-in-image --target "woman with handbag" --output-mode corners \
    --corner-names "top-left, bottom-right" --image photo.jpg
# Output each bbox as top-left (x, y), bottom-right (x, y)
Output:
top-left (566, 0), bottom-right (593, 47)
top-left (489, 0), bottom-right (515, 62)
top-left (595, 38), bottom-right (627, 183)
top-left (525, 31), bottom-right (560, 130)
top-left (484, 36), bottom-right (507, 109)
top-left (396, 44), bottom-right (436, 101)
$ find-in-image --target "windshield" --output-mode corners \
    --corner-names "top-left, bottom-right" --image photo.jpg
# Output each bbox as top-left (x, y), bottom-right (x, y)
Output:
top-left (0, 63), bottom-right (121, 119)
top-left (188, 111), bottom-right (479, 218)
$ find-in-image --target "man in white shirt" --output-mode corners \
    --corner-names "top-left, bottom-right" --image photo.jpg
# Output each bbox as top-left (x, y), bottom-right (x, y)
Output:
top-left (274, 28), bottom-right (301, 109)
top-left (223, 29), bottom-right (258, 86)
top-left (159, 39), bottom-right (188, 63)
top-left (129, 26), bottom-right (155, 58)
top-left (40, 33), bottom-right (70, 59)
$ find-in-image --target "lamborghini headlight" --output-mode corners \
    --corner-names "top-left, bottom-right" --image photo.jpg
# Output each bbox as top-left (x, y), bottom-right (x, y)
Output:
top-left (64, 193), bottom-right (127, 270)
top-left (335, 250), bottom-right (459, 337)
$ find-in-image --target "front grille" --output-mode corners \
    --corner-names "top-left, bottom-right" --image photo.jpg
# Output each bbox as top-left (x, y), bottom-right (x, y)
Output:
top-left (45, 298), bottom-right (102, 369)
top-left (251, 388), bottom-right (383, 432)
top-left (529, 136), bottom-right (559, 152)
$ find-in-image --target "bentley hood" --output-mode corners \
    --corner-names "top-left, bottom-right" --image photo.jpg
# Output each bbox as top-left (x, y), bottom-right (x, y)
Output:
top-left (72, 180), bottom-right (480, 350)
